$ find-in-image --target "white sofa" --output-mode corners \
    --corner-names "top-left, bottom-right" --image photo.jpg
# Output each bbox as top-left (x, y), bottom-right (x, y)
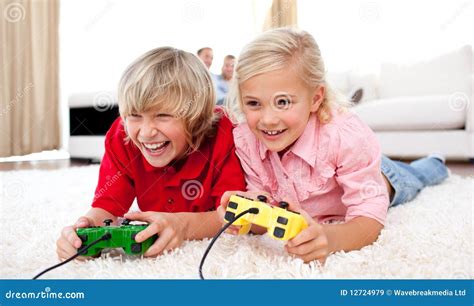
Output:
top-left (330, 45), bottom-right (473, 161)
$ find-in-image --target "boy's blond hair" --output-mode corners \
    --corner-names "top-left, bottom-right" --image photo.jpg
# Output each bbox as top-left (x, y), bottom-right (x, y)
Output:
top-left (118, 47), bottom-right (218, 152)
top-left (225, 27), bottom-right (350, 123)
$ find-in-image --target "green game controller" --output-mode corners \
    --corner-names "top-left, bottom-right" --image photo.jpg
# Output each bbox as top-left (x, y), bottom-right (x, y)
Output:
top-left (76, 219), bottom-right (158, 256)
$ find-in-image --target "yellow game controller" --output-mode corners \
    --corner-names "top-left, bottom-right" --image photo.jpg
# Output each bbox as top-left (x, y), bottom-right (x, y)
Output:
top-left (224, 194), bottom-right (308, 240)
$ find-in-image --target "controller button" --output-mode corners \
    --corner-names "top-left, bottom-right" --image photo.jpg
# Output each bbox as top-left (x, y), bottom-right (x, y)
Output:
top-left (224, 211), bottom-right (235, 221)
top-left (273, 227), bottom-right (285, 238)
top-left (228, 201), bottom-right (238, 209)
top-left (103, 219), bottom-right (113, 226)
top-left (131, 243), bottom-right (142, 254)
top-left (257, 195), bottom-right (268, 203)
top-left (122, 219), bottom-right (131, 225)
top-left (278, 201), bottom-right (289, 209)
top-left (78, 234), bottom-right (88, 242)
top-left (277, 216), bottom-right (288, 225)
top-left (131, 233), bottom-right (137, 241)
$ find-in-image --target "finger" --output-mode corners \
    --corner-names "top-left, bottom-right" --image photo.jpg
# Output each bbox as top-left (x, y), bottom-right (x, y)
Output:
top-left (62, 226), bottom-right (82, 249)
top-left (286, 224), bottom-right (322, 248)
top-left (74, 216), bottom-right (91, 228)
top-left (161, 236), bottom-right (181, 254)
top-left (224, 225), bottom-right (240, 235)
top-left (220, 191), bottom-right (237, 207)
top-left (123, 211), bottom-right (154, 223)
top-left (286, 238), bottom-right (320, 256)
top-left (134, 221), bottom-right (164, 243)
top-left (144, 229), bottom-right (173, 257)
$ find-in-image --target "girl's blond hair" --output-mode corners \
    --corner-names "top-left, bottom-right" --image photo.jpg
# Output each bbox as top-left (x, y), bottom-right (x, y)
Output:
top-left (225, 27), bottom-right (350, 123)
top-left (118, 47), bottom-right (218, 152)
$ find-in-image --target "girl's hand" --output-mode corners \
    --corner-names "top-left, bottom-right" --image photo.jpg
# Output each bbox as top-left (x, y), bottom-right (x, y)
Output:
top-left (217, 190), bottom-right (272, 235)
top-left (285, 210), bottom-right (330, 264)
top-left (124, 211), bottom-right (186, 257)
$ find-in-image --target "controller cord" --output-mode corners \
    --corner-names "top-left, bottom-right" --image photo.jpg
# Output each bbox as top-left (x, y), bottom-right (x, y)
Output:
top-left (199, 208), bottom-right (258, 280)
top-left (32, 232), bottom-right (112, 280)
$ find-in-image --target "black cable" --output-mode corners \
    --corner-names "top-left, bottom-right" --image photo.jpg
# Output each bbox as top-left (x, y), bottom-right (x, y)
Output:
top-left (33, 232), bottom-right (112, 280)
top-left (199, 208), bottom-right (258, 280)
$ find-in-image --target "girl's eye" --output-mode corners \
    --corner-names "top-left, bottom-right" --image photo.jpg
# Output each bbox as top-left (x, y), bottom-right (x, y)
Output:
top-left (274, 97), bottom-right (291, 109)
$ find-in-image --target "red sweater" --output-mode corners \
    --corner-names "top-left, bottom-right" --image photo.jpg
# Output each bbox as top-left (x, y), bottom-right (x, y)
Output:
top-left (91, 114), bottom-right (245, 216)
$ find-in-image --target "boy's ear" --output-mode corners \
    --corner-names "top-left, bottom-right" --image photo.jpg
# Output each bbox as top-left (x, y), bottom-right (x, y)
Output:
top-left (310, 85), bottom-right (325, 112)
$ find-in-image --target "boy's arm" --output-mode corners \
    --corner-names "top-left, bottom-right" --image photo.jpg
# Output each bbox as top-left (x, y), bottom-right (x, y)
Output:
top-left (82, 207), bottom-right (118, 226)
top-left (322, 216), bottom-right (383, 253)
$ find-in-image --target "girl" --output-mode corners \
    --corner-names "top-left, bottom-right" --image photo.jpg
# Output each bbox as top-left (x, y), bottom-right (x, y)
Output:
top-left (57, 47), bottom-right (245, 260)
top-left (219, 28), bottom-right (448, 263)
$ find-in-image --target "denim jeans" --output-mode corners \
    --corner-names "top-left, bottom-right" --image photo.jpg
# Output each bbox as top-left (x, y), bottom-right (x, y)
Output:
top-left (381, 155), bottom-right (449, 207)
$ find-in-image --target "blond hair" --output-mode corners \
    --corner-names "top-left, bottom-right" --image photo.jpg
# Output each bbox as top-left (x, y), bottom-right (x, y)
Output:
top-left (225, 27), bottom-right (350, 123)
top-left (118, 47), bottom-right (218, 152)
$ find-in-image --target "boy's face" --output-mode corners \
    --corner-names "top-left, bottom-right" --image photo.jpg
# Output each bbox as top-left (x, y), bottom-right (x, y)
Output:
top-left (240, 67), bottom-right (324, 153)
top-left (125, 107), bottom-right (188, 168)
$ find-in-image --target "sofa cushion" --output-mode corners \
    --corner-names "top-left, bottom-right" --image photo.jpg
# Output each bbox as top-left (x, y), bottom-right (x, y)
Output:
top-left (379, 45), bottom-right (472, 98)
top-left (352, 95), bottom-right (466, 131)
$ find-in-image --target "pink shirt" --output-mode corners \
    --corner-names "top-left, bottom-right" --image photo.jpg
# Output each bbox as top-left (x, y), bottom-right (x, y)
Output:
top-left (233, 109), bottom-right (390, 225)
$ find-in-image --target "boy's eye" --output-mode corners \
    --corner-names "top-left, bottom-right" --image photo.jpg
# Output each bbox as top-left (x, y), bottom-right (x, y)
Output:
top-left (245, 100), bottom-right (260, 107)
top-left (130, 113), bottom-right (141, 118)
top-left (156, 113), bottom-right (174, 118)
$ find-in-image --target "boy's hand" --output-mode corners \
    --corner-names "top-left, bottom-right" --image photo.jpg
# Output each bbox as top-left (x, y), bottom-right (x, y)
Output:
top-left (124, 211), bottom-right (186, 257)
top-left (56, 216), bottom-right (93, 261)
top-left (285, 210), bottom-right (330, 264)
top-left (217, 190), bottom-right (272, 235)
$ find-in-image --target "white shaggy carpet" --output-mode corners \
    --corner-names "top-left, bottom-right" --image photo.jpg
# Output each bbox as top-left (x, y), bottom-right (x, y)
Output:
top-left (1, 165), bottom-right (472, 279)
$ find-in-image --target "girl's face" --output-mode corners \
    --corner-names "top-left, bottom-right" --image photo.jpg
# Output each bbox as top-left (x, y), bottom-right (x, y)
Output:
top-left (125, 107), bottom-right (188, 168)
top-left (240, 67), bottom-right (324, 153)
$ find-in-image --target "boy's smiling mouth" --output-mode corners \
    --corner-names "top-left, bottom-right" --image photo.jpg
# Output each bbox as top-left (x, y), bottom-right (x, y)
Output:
top-left (141, 141), bottom-right (170, 155)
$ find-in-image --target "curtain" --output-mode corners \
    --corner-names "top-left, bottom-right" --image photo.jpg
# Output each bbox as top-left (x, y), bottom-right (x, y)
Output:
top-left (263, 0), bottom-right (297, 30)
top-left (0, 0), bottom-right (60, 157)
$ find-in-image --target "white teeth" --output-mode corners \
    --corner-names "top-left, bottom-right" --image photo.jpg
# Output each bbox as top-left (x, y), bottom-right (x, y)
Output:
top-left (263, 129), bottom-right (284, 135)
top-left (143, 142), bottom-right (167, 150)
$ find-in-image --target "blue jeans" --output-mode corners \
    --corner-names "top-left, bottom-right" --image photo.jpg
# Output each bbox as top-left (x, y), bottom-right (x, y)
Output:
top-left (381, 156), bottom-right (449, 207)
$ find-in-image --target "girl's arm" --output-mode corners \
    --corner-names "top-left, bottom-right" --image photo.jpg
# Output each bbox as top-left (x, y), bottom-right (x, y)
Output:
top-left (322, 216), bottom-right (383, 253)
top-left (286, 213), bottom-right (383, 263)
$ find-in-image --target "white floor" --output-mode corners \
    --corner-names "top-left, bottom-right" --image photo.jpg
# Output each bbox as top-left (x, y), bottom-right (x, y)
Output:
top-left (0, 166), bottom-right (472, 279)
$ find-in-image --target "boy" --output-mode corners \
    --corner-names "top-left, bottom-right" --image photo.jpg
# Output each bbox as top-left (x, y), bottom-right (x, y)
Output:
top-left (57, 47), bottom-right (245, 260)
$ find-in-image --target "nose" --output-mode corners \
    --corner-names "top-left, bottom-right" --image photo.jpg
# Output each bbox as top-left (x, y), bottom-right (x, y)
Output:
top-left (260, 106), bottom-right (280, 126)
top-left (139, 119), bottom-right (159, 139)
